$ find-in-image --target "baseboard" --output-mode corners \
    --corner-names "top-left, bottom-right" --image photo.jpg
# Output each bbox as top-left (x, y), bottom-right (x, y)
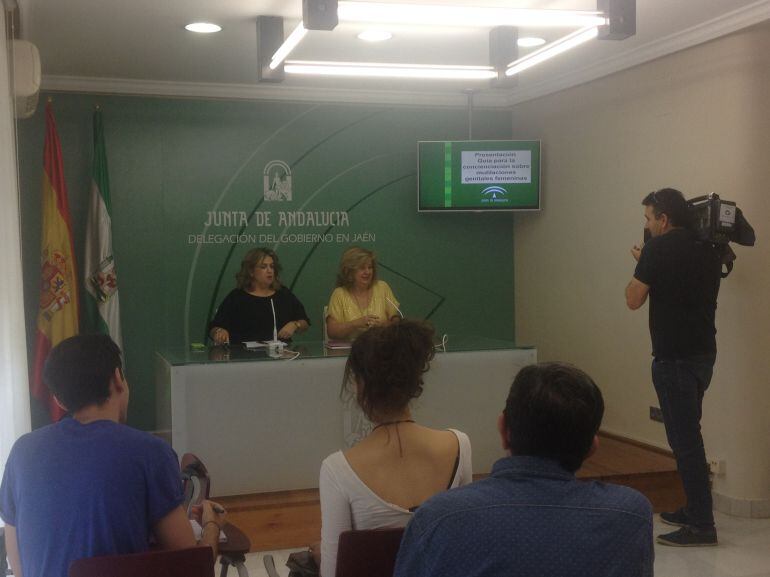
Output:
top-left (598, 429), bottom-right (675, 458)
top-left (713, 491), bottom-right (770, 518)
top-left (598, 431), bottom-right (770, 518)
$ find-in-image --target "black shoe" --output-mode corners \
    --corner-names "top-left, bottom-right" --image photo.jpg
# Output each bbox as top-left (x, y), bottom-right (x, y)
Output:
top-left (657, 526), bottom-right (718, 547)
top-left (659, 509), bottom-right (689, 527)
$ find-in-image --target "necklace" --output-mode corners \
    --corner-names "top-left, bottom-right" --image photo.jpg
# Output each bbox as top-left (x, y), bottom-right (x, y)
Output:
top-left (372, 419), bottom-right (415, 431)
top-left (351, 288), bottom-right (372, 315)
top-left (372, 419), bottom-right (415, 457)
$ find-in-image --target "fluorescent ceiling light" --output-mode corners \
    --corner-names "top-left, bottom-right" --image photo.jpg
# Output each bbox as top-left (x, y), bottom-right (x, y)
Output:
top-left (337, 2), bottom-right (607, 28)
top-left (506, 26), bottom-right (599, 77)
top-left (358, 29), bottom-right (393, 42)
top-left (285, 60), bottom-right (497, 80)
top-left (185, 22), bottom-right (222, 34)
top-left (270, 22), bottom-right (308, 70)
top-left (517, 37), bottom-right (546, 48)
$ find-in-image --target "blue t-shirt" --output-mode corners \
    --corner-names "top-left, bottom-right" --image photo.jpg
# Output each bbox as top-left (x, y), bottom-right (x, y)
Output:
top-left (0, 417), bottom-right (184, 577)
top-left (394, 455), bottom-right (653, 577)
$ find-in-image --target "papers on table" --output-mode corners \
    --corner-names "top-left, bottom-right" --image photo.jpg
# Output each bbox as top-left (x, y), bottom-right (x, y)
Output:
top-left (325, 340), bottom-right (352, 350)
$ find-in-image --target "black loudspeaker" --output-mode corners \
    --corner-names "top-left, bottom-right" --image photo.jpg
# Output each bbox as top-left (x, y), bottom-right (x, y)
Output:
top-left (489, 27), bottom-right (518, 87)
top-left (597, 0), bottom-right (636, 40)
top-left (303, 0), bottom-right (339, 31)
top-left (256, 16), bottom-right (285, 83)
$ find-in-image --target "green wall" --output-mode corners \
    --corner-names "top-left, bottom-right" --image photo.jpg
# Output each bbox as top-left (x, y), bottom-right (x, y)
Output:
top-left (19, 93), bottom-right (515, 431)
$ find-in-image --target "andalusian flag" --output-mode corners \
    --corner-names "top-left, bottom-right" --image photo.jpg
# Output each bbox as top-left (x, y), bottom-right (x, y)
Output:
top-left (84, 108), bottom-right (122, 348)
top-left (32, 102), bottom-right (79, 422)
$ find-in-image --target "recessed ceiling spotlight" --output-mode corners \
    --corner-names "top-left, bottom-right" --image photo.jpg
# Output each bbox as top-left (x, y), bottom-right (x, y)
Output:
top-left (185, 22), bottom-right (222, 34)
top-left (518, 37), bottom-right (546, 48)
top-left (357, 29), bottom-right (393, 42)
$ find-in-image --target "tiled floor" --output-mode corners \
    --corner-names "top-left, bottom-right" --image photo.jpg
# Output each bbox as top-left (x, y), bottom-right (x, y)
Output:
top-left (244, 547), bottom-right (307, 577)
top-left (653, 512), bottom-right (770, 577)
top-left (243, 512), bottom-right (770, 577)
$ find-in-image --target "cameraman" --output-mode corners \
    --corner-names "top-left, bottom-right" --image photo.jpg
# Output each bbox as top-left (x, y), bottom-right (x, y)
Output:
top-left (626, 187), bottom-right (721, 547)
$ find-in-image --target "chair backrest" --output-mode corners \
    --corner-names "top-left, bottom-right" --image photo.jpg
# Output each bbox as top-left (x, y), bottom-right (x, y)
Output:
top-left (181, 453), bottom-right (211, 515)
top-left (179, 453), bottom-right (253, 560)
top-left (335, 527), bottom-right (405, 577)
top-left (323, 305), bottom-right (329, 343)
top-left (69, 546), bottom-right (214, 577)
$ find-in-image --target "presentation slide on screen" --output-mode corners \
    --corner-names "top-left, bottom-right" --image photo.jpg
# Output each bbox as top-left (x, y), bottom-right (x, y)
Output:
top-left (418, 140), bottom-right (540, 211)
top-left (460, 150), bottom-right (532, 184)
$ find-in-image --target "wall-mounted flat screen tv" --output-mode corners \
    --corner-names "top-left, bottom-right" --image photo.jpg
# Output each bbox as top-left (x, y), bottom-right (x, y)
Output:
top-left (418, 140), bottom-right (541, 212)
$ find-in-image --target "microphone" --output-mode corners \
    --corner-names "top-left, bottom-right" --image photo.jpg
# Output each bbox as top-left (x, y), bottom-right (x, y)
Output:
top-left (266, 298), bottom-right (285, 357)
top-left (386, 296), bottom-right (404, 319)
top-left (270, 298), bottom-right (278, 343)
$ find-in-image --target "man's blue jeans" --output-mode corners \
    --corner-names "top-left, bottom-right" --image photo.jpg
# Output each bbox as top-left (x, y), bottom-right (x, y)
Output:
top-left (652, 354), bottom-right (716, 528)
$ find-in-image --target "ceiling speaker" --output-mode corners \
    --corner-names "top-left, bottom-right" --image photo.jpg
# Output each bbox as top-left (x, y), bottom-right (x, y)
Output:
top-left (303, 0), bottom-right (339, 31)
top-left (489, 27), bottom-right (518, 87)
top-left (597, 0), bottom-right (636, 40)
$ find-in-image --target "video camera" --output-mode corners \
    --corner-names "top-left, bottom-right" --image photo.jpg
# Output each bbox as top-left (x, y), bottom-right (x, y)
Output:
top-left (687, 193), bottom-right (754, 247)
top-left (688, 193), bottom-right (754, 277)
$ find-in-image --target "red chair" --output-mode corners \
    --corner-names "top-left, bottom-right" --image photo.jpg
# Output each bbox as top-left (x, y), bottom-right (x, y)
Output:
top-left (181, 453), bottom-right (252, 577)
top-left (69, 546), bottom-right (214, 577)
top-left (335, 528), bottom-right (405, 577)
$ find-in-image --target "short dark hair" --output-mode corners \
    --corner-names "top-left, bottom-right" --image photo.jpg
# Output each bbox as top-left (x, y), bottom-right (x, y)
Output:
top-left (343, 319), bottom-right (435, 421)
top-left (504, 362), bottom-right (604, 472)
top-left (43, 334), bottom-right (123, 413)
top-left (642, 187), bottom-right (690, 227)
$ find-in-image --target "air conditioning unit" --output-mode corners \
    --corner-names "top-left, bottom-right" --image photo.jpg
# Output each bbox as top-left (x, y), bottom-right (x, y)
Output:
top-left (12, 40), bottom-right (41, 119)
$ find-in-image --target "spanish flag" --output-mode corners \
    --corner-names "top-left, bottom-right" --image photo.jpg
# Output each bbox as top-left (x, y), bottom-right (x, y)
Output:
top-left (31, 102), bottom-right (79, 421)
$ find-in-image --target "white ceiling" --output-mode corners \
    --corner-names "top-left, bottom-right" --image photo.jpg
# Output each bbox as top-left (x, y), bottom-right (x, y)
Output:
top-left (16, 0), bottom-right (770, 107)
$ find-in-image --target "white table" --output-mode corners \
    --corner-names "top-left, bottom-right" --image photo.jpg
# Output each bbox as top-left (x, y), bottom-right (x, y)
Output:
top-left (156, 339), bottom-right (536, 496)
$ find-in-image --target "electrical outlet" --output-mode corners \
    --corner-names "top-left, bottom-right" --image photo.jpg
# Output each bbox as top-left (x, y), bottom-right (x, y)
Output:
top-left (649, 406), bottom-right (664, 422)
top-left (708, 459), bottom-right (725, 475)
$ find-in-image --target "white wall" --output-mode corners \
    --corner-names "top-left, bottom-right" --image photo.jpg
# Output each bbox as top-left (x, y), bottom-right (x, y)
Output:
top-left (512, 22), bottom-right (770, 512)
top-left (1, 9), bottom-right (32, 497)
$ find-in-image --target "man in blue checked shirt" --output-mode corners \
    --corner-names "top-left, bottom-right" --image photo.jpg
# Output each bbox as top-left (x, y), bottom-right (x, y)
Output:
top-left (394, 362), bottom-right (653, 577)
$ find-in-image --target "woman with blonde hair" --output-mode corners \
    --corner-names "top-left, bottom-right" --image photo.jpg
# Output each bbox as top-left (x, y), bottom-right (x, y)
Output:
top-left (209, 247), bottom-right (309, 344)
top-left (325, 246), bottom-right (400, 341)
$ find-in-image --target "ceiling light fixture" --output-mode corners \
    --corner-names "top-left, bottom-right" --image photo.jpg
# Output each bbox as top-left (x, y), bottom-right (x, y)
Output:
top-left (517, 37), bottom-right (547, 48)
top-left (337, 2), bottom-right (607, 28)
top-left (505, 26), bottom-right (599, 77)
top-left (185, 22), bottom-right (222, 34)
top-left (270, 22), bottom-right (308, 70)
top-left (284, 60), bottom-right (497, 80)
top-left (357, 29), bottom-right (393, 42)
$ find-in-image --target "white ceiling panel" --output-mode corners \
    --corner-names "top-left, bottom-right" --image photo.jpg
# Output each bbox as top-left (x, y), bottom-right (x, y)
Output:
top-left (16, 0), bottom-right (770, 105)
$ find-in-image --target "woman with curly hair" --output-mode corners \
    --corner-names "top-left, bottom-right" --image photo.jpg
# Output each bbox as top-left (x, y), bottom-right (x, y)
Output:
top-left (317, 320), bottom-right (472, 577)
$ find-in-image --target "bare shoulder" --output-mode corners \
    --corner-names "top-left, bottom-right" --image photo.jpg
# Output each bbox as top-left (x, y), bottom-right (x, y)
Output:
top-left (425, 427), bottom-right (462, 454)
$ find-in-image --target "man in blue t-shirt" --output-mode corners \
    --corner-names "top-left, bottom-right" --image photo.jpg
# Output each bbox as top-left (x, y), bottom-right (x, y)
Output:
top-left (0, 334), bottom-right (225, 577)
top-left (626, 188), bottom-right (721, 547)
top-left (394, 363), bottom-right (653, 577)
